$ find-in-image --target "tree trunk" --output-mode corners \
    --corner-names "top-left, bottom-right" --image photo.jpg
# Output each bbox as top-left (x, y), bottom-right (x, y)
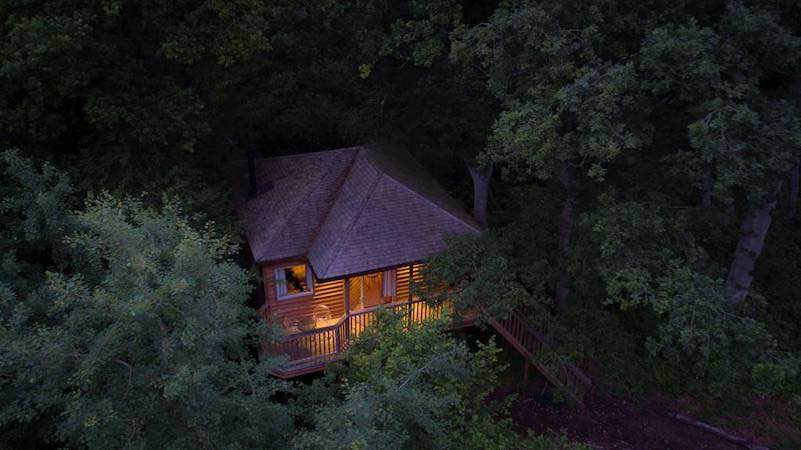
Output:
top-left (789, 157), bottom-right (799, 217)
top-left (669, 412), bottom-right (768, 450)
top-left (468, 163), bottom-right (493, 227)
top-left (701, 164), bottom-right (713, 210)
top-left (724, 186), bottom-right (781, 305)
top-left (555, 162), bottom-right (577, 314)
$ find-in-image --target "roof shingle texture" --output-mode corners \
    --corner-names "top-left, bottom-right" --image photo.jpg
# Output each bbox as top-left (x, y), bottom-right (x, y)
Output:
top-left (238, 145), bottom-right (481, 279)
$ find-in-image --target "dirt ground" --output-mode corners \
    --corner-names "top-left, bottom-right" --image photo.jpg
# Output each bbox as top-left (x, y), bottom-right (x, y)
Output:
top-left (467, 327), bottom-right (799, 449)
top-left (494, 385), bottom-right (761, 450)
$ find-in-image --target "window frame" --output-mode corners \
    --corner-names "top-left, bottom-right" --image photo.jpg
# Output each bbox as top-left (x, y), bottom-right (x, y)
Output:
top-left (274, 263), bottom-right (314, 300)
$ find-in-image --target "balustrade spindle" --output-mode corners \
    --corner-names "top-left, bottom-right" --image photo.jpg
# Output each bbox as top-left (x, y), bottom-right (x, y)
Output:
top-left (271, 298), bottom-right (474, 378)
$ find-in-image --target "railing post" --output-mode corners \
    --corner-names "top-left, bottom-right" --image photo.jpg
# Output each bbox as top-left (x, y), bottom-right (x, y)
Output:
top-left (407, 264), bottom-right (413, 302)
top-left (407, 264), bottom-right (413, 328)
top-left (343, 276), bottom-right (351, 343)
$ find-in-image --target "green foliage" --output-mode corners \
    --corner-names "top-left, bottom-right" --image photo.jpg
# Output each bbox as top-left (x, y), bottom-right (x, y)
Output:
top-left (382, 0), bottom-right (462, 68)
top-left (4, 0), bottom-right (801, 445)
top-left (0, 153), bottom-right (293, 448)
top-left (751, 358), bottom-right (801, 397)
top-left (293, 312), bottom-right (585, 449)
top-left (159, 0), bottom-right (271, 67)
top-left (639, 3), bottom-right (801, 204)
top-left (0, 149), bottom-right (75, 325)
top-left (424, 233), bottom-right (540, 319)
top-left (0, 0), bottom-right (275, 195)
top-left (56, 196), bottom-right (290, 449)
top-left (755, 217), bottom-right (801, 349)
top-left (293, 311), bottom-right (503, 449)
top-left (439, 1), bottom-right (801, 412)
top-left (454, 1), bottom-right (649, 184)
top-left (638, 267), bottom-right (774, 387)
top-left (423, 185), bottom-right (564, 325)
top-left (0, 149), bottom-right (73, 250)
top-left (638, 20), bottom-right (722, 104)
top-left (582, 199), bottom-right (783, 394)
top-left (1, 152), bottom-right (576, 449)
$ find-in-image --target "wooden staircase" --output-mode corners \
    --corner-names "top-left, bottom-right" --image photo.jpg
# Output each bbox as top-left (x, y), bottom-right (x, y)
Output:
top-left (268, 297), bottom-right (592, 402)
top-left (487, 309), bottom-right (592, 404)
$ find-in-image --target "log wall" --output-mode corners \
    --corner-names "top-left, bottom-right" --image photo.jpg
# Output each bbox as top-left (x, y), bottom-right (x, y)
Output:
top-left (262, 261), bottom-right (427, 329)
top-left (262, 260), bottom-right (346, 327)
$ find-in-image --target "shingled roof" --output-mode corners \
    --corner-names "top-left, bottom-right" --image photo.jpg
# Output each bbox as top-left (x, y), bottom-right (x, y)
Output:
top-left (238, 145), bottom-right (481, 280)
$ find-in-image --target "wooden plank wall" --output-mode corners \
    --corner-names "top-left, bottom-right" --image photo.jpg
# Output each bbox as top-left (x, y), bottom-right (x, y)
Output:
top-left (395, 263), bottom-right (425, 301)
top-left (262, 260), bottom-right (345, 327)
top-left (262, 261), bottom-right (426, 328)
top-left (348, 277), bottom-right (361, 310)
top-left (395, 265), bottom-right (411, 300)
top-left (411, 263), bottom-right (425, 285)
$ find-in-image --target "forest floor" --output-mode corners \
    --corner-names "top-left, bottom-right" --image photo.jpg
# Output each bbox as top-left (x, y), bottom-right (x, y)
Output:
top-left (462, 327), bottom-right (799, 449)
top-left (494, 384), bottom-right (751, 449)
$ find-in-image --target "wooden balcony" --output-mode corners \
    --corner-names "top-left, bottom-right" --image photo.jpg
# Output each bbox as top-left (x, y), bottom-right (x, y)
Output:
top-left (263, 297), bottom-right (592, 405)
top-left (266, 298), bottom-right (474, 378)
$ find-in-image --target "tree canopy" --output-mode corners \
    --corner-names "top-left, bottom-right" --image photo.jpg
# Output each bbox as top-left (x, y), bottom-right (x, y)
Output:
top-left (2, 0), bottom-right (801, 447)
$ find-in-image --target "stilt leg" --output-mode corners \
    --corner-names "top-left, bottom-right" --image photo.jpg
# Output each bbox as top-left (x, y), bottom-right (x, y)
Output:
top-left (523, 359), bottom-right (530, 384)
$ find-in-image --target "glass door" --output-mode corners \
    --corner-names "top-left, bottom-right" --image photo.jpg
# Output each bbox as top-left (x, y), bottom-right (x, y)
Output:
top-left (349, 270), bottom-right (396, 311)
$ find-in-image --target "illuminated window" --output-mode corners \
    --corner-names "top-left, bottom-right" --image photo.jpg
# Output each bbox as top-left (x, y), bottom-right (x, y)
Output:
top-left (275, 264), bottom-right (313, 299)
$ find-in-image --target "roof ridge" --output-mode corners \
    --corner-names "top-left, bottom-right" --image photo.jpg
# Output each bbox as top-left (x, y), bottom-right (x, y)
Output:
top-left (367, 152), bottom-right (482, 231)
top-left (240, 144), bottom-right (482, 268)
top-left (313, 156), bottom-right (384, 276)
top-left (302, 149), bottom-right (361, 259)
top-left (258, 151), bottom-right (353, 250)
top-left (381, 173), bottom-right (481, 232)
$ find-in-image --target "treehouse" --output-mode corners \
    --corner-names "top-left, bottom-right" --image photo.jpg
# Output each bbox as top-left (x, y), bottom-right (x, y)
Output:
top-left (238, 145), bottom-right (482, 377)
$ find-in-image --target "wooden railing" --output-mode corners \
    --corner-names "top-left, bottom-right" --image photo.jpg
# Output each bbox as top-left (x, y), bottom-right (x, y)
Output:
top-left (269, 299), bottom-right (591, 404)
top-left (268, 298), bottom-right (468, 377)
top-left (488, 309), bottom-right (592, 404)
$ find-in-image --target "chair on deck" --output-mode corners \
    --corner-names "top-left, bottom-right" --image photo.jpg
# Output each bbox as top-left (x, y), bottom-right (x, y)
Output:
top-left (313, 305), bottom-right (332, 325)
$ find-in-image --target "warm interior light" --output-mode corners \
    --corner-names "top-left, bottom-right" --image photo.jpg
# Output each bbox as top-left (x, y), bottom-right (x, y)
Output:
top-left (282, 264), bottom-right (309, 295)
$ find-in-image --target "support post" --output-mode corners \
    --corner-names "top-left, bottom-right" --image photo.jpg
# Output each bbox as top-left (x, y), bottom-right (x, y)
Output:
top-left (343, 277), bottom-right (350, 342)
top-left (407, 264), bottom-right (414, 302)
top-left (523, 360), bottom-right (530, 385)
top-left (359, 276), bottom-right (365, 310)
top-left (407, 264), bottom-right (413, 328)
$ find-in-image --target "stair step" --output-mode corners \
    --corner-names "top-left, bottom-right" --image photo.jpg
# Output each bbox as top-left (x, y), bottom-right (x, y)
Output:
top-left (487, 310), bottom-right (592, 405)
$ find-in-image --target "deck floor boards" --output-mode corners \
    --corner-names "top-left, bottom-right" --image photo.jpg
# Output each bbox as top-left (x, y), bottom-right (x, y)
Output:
top-left (268, 299), bottom-right (471, 378)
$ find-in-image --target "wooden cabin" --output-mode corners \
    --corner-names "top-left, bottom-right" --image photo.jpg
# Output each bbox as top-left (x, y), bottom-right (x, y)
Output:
top-left (238, 145), bottom-right (482, 377)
